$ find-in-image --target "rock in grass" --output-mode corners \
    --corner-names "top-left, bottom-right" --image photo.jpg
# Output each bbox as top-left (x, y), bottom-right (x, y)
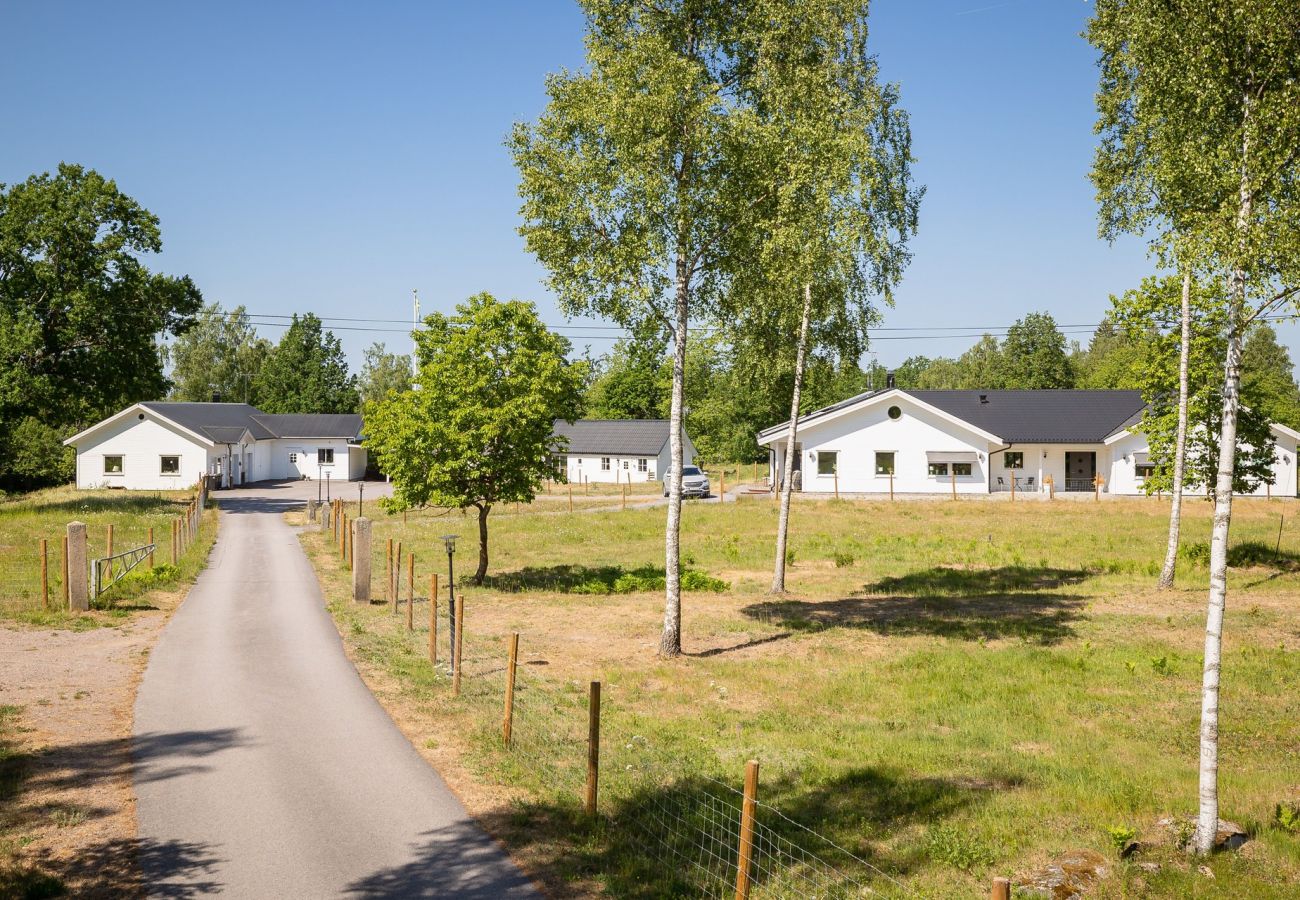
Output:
top-left (1019, 848), bottom-right (1108, 899)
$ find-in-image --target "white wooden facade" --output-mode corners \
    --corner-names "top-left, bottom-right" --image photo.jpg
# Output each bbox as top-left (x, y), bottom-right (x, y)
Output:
top-left (65, 403), bottom-right (367, 490)
top-left (758, 389), bottom-right (1299, 498)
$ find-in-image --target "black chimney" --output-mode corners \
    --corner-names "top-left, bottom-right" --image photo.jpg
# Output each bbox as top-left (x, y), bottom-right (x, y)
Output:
top-left (886, 371), bottom-right (896, 389)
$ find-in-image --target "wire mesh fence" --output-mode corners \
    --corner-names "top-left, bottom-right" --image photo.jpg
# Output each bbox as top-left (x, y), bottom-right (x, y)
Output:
top-left (340, 520), bottom-right (915, 897)
top-left (0, 488), bottom-right (210, 615)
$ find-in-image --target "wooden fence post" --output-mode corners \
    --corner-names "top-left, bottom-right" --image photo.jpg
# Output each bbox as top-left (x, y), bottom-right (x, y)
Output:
top-left (735, 759), bottom-right (760, 900)
top-left (452, 597), bottom-right (464, 696)
top-left (585, 681), bottom-right (601, 816)
top-left (39, 538), bottom-right (48, 608)
top-left (951, 468), bottom-right (956, 500)
top-left (622, 482), bottom-right (627, 511)
top-left (429, 573), bottom-right (439, 666)
top-left (171, 518), bottom-right (177, 565)
top-left (62, 534), bottom-right (70, 607)
top-left (503, 632), bottom-right (519, 746)
top-left (407, 551), bottom-right (415, 631)
top-left (991, 876), bottom-right (1011, 900)
top-left (347, 519), bottom-right (355, 570)
top-left (106, 524), bottom-right (114, 563)
top-left (721, 469), bottom-right (727, 502)
top-left (832, 468), bottom-right (837, 500)
top-left (568, 482), bottom-right (573, 512)
top-left (147, 527), bottom-right (155, 569)
top-left (889, 470), bottom-right (894, 501)
top-left (1010, 476), bottom-right (1015, 502)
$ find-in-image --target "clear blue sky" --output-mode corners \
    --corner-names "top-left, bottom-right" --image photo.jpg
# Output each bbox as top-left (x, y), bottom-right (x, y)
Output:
top-left (4, 0), bottom-right (1295, 373)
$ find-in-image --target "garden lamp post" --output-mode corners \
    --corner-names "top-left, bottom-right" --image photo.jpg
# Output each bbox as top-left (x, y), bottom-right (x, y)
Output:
top-left (358, 482), bottom-right (364, 516)
top-left (326, 472), bottom-right (331, 502)
top-left (441, 534), bottom-right (458, 673)
top-left (317, 463), bottom-right (322, 503)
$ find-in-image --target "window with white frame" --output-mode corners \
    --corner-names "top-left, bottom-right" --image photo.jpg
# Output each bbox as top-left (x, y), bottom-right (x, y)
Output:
top-left (952, 462), bottom-right (973, 476)
top-left (160, 455), bottom-right (180, 476)
top-left (928, 461), bottom-right (948, 477)
top-left (622, 459), bottom-right (629, 470)
top-left (817, 451), bottom-right (837, 475)
top-left (1135, 462), bottom-right (1156, 478)
top-left (875, 452), bottom-right (895, 475)
top-left (103, 455), bottom-right (124, 474)
top-left (318, 448), bottom-right (334, 465)
top-left (1004, 451), bottom-right (1024, 469)
top-left (601, 457), bottom-right (611, 471)
top-left (637, 458), bottom-right (648, 472)
top-left (288, 452), bottom-right (298, 464)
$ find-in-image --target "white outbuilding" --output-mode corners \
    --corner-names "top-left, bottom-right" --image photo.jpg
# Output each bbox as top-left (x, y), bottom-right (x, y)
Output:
top-left (757, 388), bottom-right (1298, 497)
top-left (64, 402), bottom-right (366, 490)
top-left (552, 419), bottom-right (698, 484)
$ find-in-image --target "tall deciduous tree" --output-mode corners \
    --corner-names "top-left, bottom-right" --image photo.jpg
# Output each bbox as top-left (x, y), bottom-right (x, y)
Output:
top-left (716, 0), bottom-right (920, 595)
top-left (1090, 0), bottom-right (1300, 853)
top-left (167, 303), bottom-right (271, 403)
top-left (357, 342), bottom-right (413, 409)
top-left (998, 313), bottom-right (1072, 389)
top-left (0, 163), bottom-right (202, 489)
top-left (584, 326), bottom-right (672, 420)
top-left (365, 293), bottom-right (584, 584)
top-left (1240, 323), bottom-right (1300, 430)
top-left (253, 313), bottom-right (357, 414)
top-left (513, 0), bottom-right (754, 657)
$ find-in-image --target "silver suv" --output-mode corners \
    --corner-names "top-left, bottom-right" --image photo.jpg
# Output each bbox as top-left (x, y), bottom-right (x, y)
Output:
top-left (663, 466), bottom-right (711, 499)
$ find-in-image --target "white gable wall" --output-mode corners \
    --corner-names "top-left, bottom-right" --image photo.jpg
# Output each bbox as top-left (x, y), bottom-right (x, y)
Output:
top-left (72, 412), bottom-right (210, 490)
top-left (768, 395), bottom-right (993, 494)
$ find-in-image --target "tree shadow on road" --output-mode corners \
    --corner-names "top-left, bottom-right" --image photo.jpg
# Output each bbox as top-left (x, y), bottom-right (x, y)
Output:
top-left (3, 837), bottom-right (226, 899)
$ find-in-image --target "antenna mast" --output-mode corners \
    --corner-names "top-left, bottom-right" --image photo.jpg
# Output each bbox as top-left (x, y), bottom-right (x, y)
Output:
top-left (412, 288), bottom-right (420, 379)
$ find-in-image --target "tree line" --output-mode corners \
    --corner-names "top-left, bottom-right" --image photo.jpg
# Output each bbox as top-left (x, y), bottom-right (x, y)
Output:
top-left (581, 308), bottom-right (1300, 466)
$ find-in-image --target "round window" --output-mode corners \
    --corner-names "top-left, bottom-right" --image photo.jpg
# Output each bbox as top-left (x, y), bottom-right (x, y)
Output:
top-left (887, 406), bottom-right (902, 420)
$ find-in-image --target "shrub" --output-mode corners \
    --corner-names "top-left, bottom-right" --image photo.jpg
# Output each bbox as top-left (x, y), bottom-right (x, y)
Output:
top-left (1180, 542), bottom-right (1211, 565)
top-left (1275, 802), bottom-right (1300, 834)
top-left (832, 550), bottom-right (855, 568)
top-left (1106, 825), bottom-right (1137, 852)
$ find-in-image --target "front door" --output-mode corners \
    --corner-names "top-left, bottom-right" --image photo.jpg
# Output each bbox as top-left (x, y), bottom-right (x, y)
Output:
top-left (1065, 451), bottom-right (1096, 491)
top-left (286, 447), bottom-right (309, 480)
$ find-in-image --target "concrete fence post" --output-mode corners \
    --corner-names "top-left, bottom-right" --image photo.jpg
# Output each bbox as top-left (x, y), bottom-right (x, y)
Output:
top-left (67, 522), bottom-right (89, 612)
top-left (320, 502), bottom-right (330, 533)
top-left (351, 518), bottom-right (371, 603)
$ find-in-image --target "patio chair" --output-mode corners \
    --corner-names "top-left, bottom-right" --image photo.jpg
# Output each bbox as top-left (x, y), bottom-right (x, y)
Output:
top-left (996, 476), bottom-right (1006, 490)
top-left (1026, 476), bottom-right (1035, 490)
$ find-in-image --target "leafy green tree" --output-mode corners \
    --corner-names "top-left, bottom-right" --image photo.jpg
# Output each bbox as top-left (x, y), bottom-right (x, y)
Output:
top-left (998, 313), bottom-right (1073, 389)
top-left (253, 313), bottom-right (357, 414)
top-left (1113, 276), bottom-right (1275, 497)
top-left (0, 163), bottom-right (202, 489)
top-left (365, 293), bottom-right (584, 584)
top-left (954, 335), bottom-right (1004, 389)
top-left (167, 303), bottom-right (271, 403)
top-left (1240, 323), bottom-right (1300, 430)
top-left (357, 342), bottom-right (413, 409)
top-left (584, 328), bottom-right (671, 420)
top-left (1072, 317), bottom-right (1146, 389)
top-left (716, 0), bottom-right (919, 595)
top-left (1090, 0), bottom-right (1300, 852)
top-left (513, 0), bottom-right (767, 656)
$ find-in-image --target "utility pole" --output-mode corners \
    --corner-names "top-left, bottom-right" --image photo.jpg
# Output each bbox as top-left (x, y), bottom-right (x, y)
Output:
top-left (412, 289), bottom-right (420, 380)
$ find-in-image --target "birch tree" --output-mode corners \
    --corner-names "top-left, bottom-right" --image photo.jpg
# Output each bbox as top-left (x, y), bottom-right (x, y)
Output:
top-left (716, 0), bottom-right (920, 594)
top-left (1089, 0), bottom-right (1300, 853)
top-left (513, 0), bottom-right (754, 657)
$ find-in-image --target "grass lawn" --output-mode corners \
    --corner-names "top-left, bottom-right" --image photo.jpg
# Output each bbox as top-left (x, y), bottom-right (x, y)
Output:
top-left (301, 494), bottom-right (1300, 898)
top-left (0, 485), bottom-right (215, 626)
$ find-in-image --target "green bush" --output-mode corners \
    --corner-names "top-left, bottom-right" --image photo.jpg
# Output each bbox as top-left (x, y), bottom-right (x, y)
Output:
top-left (832, 550), bottom-right (855, 568)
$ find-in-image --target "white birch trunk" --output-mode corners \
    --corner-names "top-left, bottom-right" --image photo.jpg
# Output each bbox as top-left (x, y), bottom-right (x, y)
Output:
top-left (770, 283), bottom-right (813, 594)
top-left (658, 261), bottom-right (689, 657)
top-left (1157, 270), bottom-right (1192, 589)
top-left (1195, 97), bottom-right (1252, 854)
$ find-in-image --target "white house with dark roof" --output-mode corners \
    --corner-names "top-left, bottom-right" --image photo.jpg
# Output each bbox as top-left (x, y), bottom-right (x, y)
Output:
top-left (757, 389), bottom-right (1299, 497)
top-left (64, 402), bottom-right (366, 490)
top-left (551, 419), bottom-right (698, 484)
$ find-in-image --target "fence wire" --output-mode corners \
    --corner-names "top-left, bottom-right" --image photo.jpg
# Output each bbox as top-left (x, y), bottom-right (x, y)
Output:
top-left (356, 526), bottom-right (912, 898)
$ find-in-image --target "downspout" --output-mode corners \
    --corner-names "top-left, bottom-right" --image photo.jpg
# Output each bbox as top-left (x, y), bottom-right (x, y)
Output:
top-left (988, 443), bottom-right (1012, 492)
